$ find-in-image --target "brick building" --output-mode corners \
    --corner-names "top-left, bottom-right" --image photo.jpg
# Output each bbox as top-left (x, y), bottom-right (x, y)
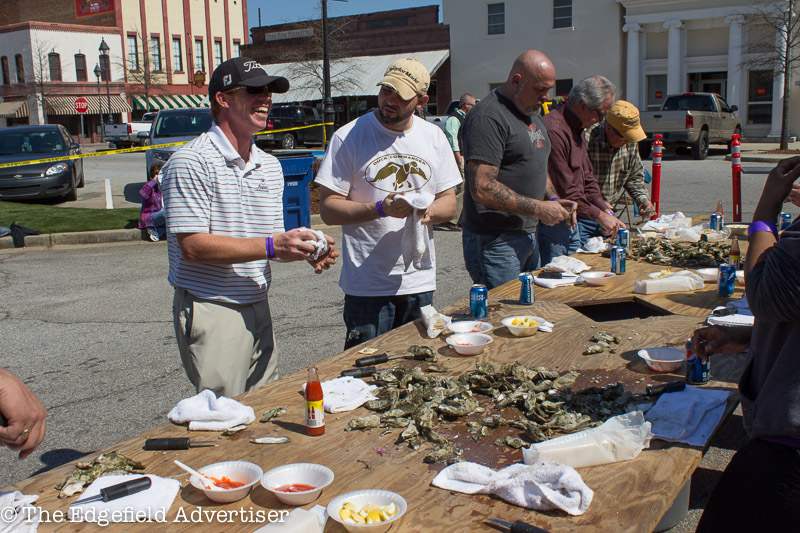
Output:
top-left (0, 0), bottom-right (248, 142)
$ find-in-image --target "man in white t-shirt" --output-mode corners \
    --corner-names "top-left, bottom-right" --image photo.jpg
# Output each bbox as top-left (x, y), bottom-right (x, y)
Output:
top-left (315, 59), bottom-right (461, 349)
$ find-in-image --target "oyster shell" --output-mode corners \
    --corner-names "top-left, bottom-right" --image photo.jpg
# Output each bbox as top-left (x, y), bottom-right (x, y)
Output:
top-left (259, 406), bottom-right (288, 423)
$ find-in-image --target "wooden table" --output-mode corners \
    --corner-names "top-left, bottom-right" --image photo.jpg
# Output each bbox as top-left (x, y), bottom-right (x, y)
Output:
top-left (5, 255), bottom-right (741, 532)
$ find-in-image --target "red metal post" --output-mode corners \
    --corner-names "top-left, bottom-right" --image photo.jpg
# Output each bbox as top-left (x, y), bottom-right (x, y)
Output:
top-left (730, 134), bottom-right (742, 222)
top-left (651, 134), bottom-right (663, 218)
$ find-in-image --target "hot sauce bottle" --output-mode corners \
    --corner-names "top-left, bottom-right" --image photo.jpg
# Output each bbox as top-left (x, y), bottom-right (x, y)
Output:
top-left (305, 365), bottom-right (325, 436)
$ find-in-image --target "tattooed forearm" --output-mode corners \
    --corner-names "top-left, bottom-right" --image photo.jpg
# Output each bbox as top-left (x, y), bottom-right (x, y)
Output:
top-left (467, 160), bottom-right (539, 216)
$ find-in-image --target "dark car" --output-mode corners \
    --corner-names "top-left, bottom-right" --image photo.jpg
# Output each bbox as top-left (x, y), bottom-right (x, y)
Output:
top-left (0, 125), bottom-right (84, 201)
top-left (144, 108), bottom-right (212, 178)
top-left (255, 105), bottom-right (323, 149)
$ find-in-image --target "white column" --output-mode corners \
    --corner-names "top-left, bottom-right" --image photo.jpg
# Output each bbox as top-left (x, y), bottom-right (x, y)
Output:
top-left (725, 15), bottom-right (744, 116)
top-left (664, 20), bottom-right (683, 95)
top-left (623, 23), bottom-right (641, 107)
top-left (769, 26), bottom-right (786, 137)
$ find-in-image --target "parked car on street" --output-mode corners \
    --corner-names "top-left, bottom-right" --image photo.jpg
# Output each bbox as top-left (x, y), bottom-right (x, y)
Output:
top-left (0, 125), bottom-right (84, 201)
top-left (639, 92), bottom-right (741, 160)
top-left (144, 108), bottom-right (212, 177)
top-left (254, 105), bottom-right (323, 149)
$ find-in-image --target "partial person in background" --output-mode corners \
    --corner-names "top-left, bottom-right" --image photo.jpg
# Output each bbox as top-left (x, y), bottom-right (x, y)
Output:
top-left (439, 93), bottom-right (477, 230)
top-left (539, 76), bottom-right (624, 264)
top-left (138, 161), bottom-right (166, 242)
top-left (586, 100), bottom-right (654, 225)
top-left (691, 156), bottom-right (800, 532)
top-left (0, 368), bottom-right (46, 460)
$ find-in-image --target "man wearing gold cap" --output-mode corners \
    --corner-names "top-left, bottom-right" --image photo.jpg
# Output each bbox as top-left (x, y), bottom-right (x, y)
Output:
top-left (316, 59), bottom-right (461, 349)
top-left (586, 100), bottom-right (654, 234)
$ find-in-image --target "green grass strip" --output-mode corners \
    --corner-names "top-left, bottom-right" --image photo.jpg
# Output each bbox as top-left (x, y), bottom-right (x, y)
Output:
top-left (0, 201), bottom-right (140, 234)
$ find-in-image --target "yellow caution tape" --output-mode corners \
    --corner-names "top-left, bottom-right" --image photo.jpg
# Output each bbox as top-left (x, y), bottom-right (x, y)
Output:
top-left (0, 122), bottom-right (333, 169)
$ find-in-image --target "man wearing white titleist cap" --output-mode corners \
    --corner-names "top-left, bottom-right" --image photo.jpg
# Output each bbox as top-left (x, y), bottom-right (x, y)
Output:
top-left (162, 57), bottom-right (339, 397)
top-left (315, 59), bottom-right (461, 349)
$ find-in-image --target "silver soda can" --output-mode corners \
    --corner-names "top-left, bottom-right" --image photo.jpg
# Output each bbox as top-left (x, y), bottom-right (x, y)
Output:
top-left (780, 212), bottom-right (792, 231)
top-left (617, 229), bottom-right (629, 249)
top-left (611, 246), bottom-right (626, 274)
top-left (519, 272), bottom-right (534, 305)
top-left (686, 341), bottom-right (710, 384)
top-left (710, 213), bottom-right (723, 231)
top-left (470, 284), bottom-right (488, 318)
top-left (717, 264), bottom-right (736, 296)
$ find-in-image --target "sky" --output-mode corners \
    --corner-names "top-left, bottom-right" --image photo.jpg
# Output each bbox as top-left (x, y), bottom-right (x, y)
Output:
top-left (246, 0), bottom-right (443, 28)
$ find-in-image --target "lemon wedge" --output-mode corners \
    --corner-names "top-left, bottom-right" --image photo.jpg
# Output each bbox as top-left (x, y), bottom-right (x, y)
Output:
top-left (339, 509), bottom-right (352, 521)
top-left (340, 501), bottom-right (398, 524)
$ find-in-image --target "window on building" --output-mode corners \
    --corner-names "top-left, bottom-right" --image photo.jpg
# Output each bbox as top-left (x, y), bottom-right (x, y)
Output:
top-left (646, 74), bottom-right (667, 110)
top-left (747, 70), bottom-right (773, 125)
top-left (213, 41), bottom-right (223, 70)
top-left (553, 0), bottom-right (572, 29)
top-left (150, 36), bottom-right (162, 71)
top-left (488, 3), bottom-right (505, 35)
top-left (14, 54), bottom-right (24, 84)
top-left (1, 57), bottom-right (8, 85)
top-left (172, 38), bottom-right (183, 71)
top-left (194, 39), bottom-right (204, 72)
top-left (128, 34), bottom-right (139, 70)
top-left (232, 40), bottom-right (240, 58)
top-left (48, 51), bottom-right (62, 81)
top-left (74, 53), bottom-right (87, 81)
top-left (555, 78), bottom-right (572, 99)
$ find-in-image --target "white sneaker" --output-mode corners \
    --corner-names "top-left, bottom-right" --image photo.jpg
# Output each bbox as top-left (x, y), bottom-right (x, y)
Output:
top-left (147, 228), bottom-right (160, 242)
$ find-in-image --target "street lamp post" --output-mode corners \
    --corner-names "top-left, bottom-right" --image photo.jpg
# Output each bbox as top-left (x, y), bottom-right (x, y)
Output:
top-left (94, 63), bottom-right (105, 142)
top-left (321, 0), bottom-right (347, 148)
top-left (99, 38), bottom-right (113, 125)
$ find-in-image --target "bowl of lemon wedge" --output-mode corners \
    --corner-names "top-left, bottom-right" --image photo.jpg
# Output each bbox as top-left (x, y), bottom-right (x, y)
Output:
top-left (328, 490), bottom-right (407, 532)
top-left (501, 315), bottom-right (543, 337)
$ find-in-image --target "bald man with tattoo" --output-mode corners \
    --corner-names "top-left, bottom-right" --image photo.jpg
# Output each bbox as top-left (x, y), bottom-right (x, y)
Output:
top-left (460, 50), bottom-right (576, 289)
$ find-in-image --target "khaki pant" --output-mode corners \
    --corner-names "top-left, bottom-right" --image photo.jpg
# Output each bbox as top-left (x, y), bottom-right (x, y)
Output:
top-left (173, 287), bottom-right (277, 397)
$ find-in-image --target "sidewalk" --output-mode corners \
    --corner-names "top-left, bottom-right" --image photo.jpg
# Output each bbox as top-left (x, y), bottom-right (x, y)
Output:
top-left (728, 140), bottom-right (800, 163)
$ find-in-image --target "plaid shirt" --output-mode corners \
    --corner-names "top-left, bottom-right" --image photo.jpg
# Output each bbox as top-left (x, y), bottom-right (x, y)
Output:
top-left (586, 123), bottom-right (650, 209)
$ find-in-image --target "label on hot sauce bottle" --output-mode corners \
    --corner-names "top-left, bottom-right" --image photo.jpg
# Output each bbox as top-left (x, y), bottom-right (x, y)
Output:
top-left (306, 399), bottom-right (324, 428)
top-left (305, 364), bottom-right (325, 435)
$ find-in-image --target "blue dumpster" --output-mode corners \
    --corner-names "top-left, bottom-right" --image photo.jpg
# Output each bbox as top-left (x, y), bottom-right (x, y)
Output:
top-left (276, 153), bottom-right (315, 230)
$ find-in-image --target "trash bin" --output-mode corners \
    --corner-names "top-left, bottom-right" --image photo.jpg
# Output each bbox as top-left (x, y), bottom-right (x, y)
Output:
top-left (276, 152), bottom-right (315, 231)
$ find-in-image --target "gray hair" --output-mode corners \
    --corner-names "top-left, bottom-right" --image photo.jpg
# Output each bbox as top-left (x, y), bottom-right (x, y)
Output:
top-left (567, 76), bottom-right (617, 109)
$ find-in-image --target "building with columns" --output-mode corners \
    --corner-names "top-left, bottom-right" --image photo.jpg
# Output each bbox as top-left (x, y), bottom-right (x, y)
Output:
top-left (443, 0), bottom-right (795, 138)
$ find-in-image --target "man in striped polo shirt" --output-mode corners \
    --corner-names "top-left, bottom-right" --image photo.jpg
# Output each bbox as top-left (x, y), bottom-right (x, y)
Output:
top-left (162, 57), bottom-right (338, 397)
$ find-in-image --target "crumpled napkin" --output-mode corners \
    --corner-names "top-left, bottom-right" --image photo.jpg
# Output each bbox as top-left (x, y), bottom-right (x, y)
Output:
top-left (254, 505), bottom-right (327, 532)
top-left (576, 236), bottom-right (611, 254)
top-left (297, 226), bottom-right (330, 261)
top-left (68, 474), bottom-right (180, 524)
top-left (420, 304), bottom-right (451, 338)
top-left (641, 211), bottom-right (689, 232)
top-left (432, 461), bottom-right (593, 515)
top-left (634, 270), bottom-right (704, 294)
top-left (707, 296), bottom-right (754, 327)
top-left (533, 274), bottom-right (580, 289)
top-left (0, 490), bottom-right (40, 533)
top-left (645, 385), bottom-right (731, 446)
top-left (542, 256), bottom-right (590, 275)
top-left (168, 389), bottom-right (255, 431)
top-left (396, 191), bottom-right (435, 271)
top-left (303, 377), bottom-right (378, 413)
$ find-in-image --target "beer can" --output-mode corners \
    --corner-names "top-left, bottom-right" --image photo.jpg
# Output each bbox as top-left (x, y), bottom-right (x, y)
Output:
top-left (617, 229), bottom-right (630, 249)
top-left (470, 284), bottom-right (488, 318)
top-left (686, 341), bottom-right (710, 384)
top-left (710, 213), bottom-right (723, 232)
top-left (611, 246), bottom-right (626, 274)
top-left (519, 272), bottom-right (534, 305)
top-left (780, 212), bottom-right (792, 231)
top-left (717, 264), bottom-right (736, 296)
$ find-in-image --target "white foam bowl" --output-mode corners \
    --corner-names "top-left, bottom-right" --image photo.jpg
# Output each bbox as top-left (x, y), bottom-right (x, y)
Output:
top-left (582, 271), bottom-right (616, 286)
top-left (261, 463), bottom-right (334, 505)
top-left (501, 315), bottom-right (544, 337)
top-left (638, 347), bottom-right (685, 373)
top-left (327, 489), bottom-right (408, 533)
top-left (445, 333), bottom-right (493, 355)
top-left (736, 270), bottom-right (745, 284)
top-left (189, 461), bottom-right (263, 503)
top-left (696, 268), bottom-right (718, 283)
top-left (448, 320), bottom-right (493, 334)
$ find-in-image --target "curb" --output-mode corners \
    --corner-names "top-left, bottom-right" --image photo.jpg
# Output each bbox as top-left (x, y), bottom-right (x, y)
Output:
top-left (0, 214), bottom-right (328, 250)
top-left (724, 154), bottom-right (788, 164)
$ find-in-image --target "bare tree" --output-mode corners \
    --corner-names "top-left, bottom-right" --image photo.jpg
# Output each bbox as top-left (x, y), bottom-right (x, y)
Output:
top-left (741, 0), bottom-right (800, 149)
top-left (29, 35), bottom-right (61, 124)
top-left (121, 28), bottom-right (168, 113)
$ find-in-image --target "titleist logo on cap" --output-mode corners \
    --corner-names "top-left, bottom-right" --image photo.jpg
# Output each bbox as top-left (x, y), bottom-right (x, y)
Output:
top-left (242, 60), bottom-right (261, 72)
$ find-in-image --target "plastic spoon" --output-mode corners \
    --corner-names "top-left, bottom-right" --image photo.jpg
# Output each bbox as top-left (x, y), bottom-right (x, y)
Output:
top-left (173, 460), bottom-right (220, 490)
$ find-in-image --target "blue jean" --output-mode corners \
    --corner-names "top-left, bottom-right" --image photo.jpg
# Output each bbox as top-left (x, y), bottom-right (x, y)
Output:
top-left (462, 229), bottom-right (540, 290)
top-left (343, 292), bottom-right (434, 350)
top-left (537, 221), bottom-right (581, 266)
top-left (576, 217), bottom-right (607, 248)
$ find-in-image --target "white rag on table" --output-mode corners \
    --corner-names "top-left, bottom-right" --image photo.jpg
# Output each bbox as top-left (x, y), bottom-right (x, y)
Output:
top-left (420, 304), bottom-right (451, 338)
top-left (431, 461), bottom-right (593, 515)
top-left (0, 490), bottom-right (39, 533)
top-left (303, 377), bottom-right (378, 413)
top-left (395, 191), bottom-right (435, 271)
top-left (634, 270), bottom-right (704, 294)
top-left (641, 211), bottom-right (690, 232)
top-left (645, 385), bottom-right (731, 446)
top-left (576, 236), bottom-right (611, 254)
top-left (68, 474), bottom-right (180, 523)
top-left (297, 227), bottom-right (330, 260)
top-left (706, 296), bottom-right (754, 327)
top-left (167, 389), bottom-right (255, 431)
top-left (253, 505), bottom-right (327, 532)
top-left (533, 274), bottom-right (580, 289)
top-left (541, 255), bottom-right (590, 275)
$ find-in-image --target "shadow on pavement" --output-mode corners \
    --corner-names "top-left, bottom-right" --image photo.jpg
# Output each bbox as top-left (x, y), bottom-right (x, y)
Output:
top-left (123, 183), bottom-right (146, 205)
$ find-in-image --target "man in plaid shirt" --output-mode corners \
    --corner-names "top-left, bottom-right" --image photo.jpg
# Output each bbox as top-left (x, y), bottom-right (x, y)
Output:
top-left (586, 101), bottom-right (654, 224)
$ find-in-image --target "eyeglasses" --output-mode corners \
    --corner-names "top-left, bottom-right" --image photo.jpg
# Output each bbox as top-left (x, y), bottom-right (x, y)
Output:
top-left (228, 85), bottom-right (272, 96)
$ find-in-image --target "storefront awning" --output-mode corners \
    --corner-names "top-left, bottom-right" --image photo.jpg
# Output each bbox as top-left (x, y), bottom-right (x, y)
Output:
top-left (131, 94), bottom-right (210, 110)
top-left (261, 50), bottom-right (450, 103)
top-left (45, 95), bottom-right (131, 115)
top-left (0, 100), bottom-right (28, 118)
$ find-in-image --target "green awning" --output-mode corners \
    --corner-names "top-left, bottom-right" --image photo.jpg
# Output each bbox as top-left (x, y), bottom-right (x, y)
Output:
top-left (131, 94), bottom-right (209, 110)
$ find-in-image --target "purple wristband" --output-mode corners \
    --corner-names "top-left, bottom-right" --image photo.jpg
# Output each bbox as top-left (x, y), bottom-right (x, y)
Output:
top-left (266, 236), bottom-right (275, 260)
top-left (550, 196), bottom-right (560, 201)
top-left (376, 200), bottom-right (388, 218)
top-left (748, 220), bottom-right (778, 238)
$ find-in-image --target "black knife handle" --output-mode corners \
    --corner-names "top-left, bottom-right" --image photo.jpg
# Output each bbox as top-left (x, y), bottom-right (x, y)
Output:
top-left (511, 521), bottom-right (550, 533)
top-left (144, 437), bottom-right (190, 450)
top-left (100, 477), bottom-right (152, 502)
top-left (354, 354), bottom-right (388, 367)
top-left (341, 367), bottom-right (376, 378)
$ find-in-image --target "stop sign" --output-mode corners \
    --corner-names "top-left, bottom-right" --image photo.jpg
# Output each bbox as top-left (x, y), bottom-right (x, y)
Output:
top-left (74, 97), bottom-right (89, 114)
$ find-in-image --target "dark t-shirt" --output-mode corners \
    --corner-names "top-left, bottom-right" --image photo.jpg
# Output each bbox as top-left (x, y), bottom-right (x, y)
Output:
top-left (461, 89), bottom-right (551, 234)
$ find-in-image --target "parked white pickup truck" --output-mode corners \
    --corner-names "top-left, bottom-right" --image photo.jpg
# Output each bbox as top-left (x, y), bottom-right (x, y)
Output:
top-left (104, 113), bottom-right (155, 149)
top-left (639, 92), bottom-right (741, 160)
